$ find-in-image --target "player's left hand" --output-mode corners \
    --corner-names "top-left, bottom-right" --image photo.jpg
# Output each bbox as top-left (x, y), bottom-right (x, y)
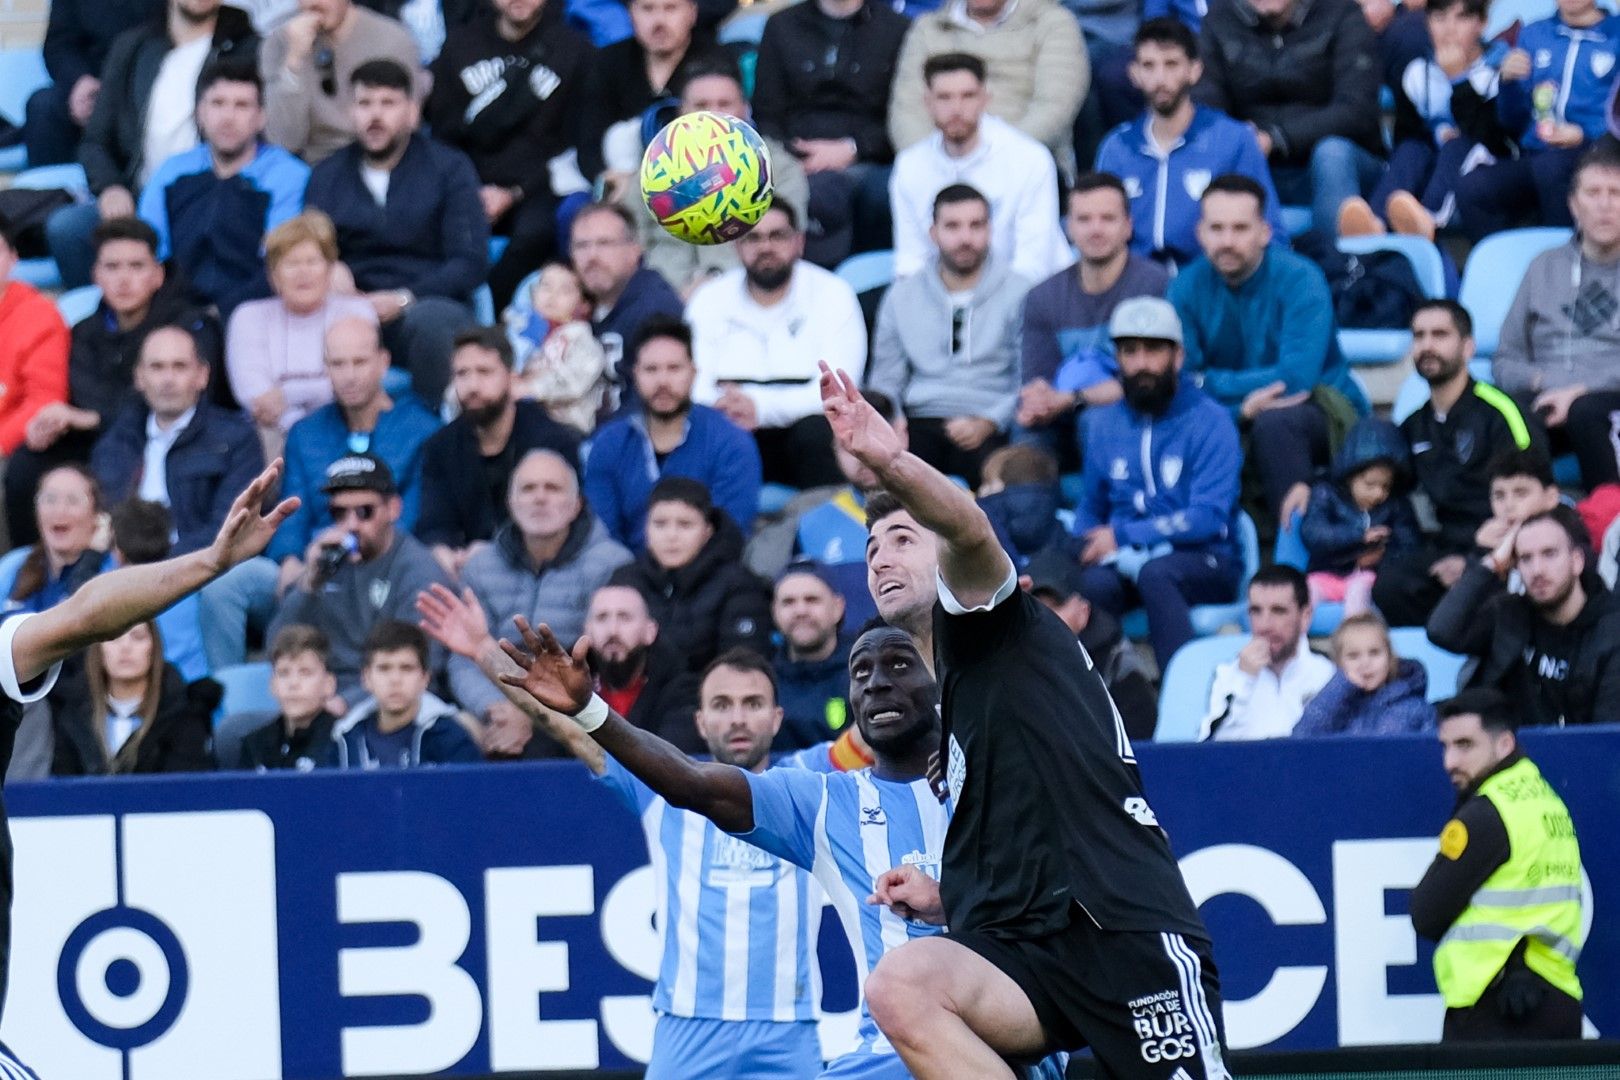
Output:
top-left (499, 617), bottom-right (595, 715)
top-left (821, 362), bottom-right (903, 474)
top-left (868, 865), bottom-right (946, 925)
top-left (203, 460), bottom-right (299, 576)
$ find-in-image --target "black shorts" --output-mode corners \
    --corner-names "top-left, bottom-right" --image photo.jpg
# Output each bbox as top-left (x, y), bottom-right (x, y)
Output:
top-left (953, 912), bottom-right (1231, 1080)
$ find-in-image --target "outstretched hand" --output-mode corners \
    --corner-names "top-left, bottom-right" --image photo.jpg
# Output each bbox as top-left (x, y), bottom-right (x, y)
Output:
top-left (417, 584), bottom-right (493, 660)
top-left (498, 617), bottom-right (595, 715)
top-left (820, 362), bottom-right (903, 475)
top-left (205, 460), bottom-right (300, 575)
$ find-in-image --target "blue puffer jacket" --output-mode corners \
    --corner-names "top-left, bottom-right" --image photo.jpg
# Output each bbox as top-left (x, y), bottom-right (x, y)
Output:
top-left (1299, 417), bottom-right (1421, 575)
top-left (1500, 14), bottom-right (1620, 150)
top-left (1072, 378), bottom-right (1243, 562)
top-left (1294, 659), bottom-right (1435, 736)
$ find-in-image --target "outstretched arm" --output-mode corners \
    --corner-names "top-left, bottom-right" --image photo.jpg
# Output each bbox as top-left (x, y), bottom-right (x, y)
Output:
top-left (11, 461), bottom-right (298, 684)
top-left (497, 617), bottom-right (757, 833)
top-left (819, 363), bottom-right (1012, 609)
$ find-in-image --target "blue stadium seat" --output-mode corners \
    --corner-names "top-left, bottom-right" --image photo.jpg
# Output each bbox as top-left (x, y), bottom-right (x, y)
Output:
top-left (8, 164), bottom-right (90, 289)
top-left (1279, 206), bottom-right (1313, 238)
top-left (1459, 227), bottom-right (1570, 359)
top-left (834, 249), bottom-right (894, 295)
top-left (488, 236), bottom-right (509, 265)
top-left (718, 7), bottom-right (770, 44)
top-left (213, 661), bottom-right (275, 720)
top-left (1389, 627), bottom-right (1467, 701)
top-left (1337, 235), bottom-right (1447, 367)
top-left (0, 48), bottom-right (49, 173)
top-left (473, 284), bottom-right (495, 326)
top-left (1122, 511), bottom-right (1259, 641)
top-left (1155, 634), bottom-right (1243, 742)
top-left (55, 284), bottom-right (101, 327)
top-left (757, 482), bottom-right (797, 517)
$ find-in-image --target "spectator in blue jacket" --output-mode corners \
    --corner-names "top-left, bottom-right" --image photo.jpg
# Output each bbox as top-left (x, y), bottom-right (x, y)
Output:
top-left (138, 58), bottom-right (309, 318)
top-left (1073, 296), bottom-right (1243, 669)
top-left (90, 324), bottom-right (263, 556)
top-left (1452, 0), bottom-right (1620, 239)
top-left (1096, 18), bottom-right (1284, 266)
top-left (1294, 613), bottom-right (1436, 735)
top-left (303, 58), bottom-right (487, 407)
top-left (584, 315), bottom-right (761, 550)
top-left (1169, 174), bottom-right (1369, 522)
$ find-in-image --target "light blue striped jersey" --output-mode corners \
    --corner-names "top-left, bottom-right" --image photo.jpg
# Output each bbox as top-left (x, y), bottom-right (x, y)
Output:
top-left (599, 757), bottom-right (823, 1023)
top-left (739, 764), bottom-right (949, 1055)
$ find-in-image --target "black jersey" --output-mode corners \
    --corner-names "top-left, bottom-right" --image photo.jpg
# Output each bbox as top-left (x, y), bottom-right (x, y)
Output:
top-left (934, 577), bottom-right (1207, 940)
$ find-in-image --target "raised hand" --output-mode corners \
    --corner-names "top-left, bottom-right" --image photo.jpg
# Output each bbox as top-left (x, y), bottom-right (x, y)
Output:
top-left (417, 583), bottom-right (493, 660)
top-left (819, 362), bottom-right (902, 474)
top-left (498, 617), bottom-right (595, 716)
top-left (204, 460), bottom-right (299, 575)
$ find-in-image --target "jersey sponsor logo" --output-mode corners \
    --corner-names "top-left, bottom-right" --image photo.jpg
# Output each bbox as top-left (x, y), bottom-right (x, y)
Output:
top-left (1129, 989), bottom-right (1197, 1064)
top-left (946, 734), bottom-right (967, 809)
top-left (1123, 796), bottom-right (1160, 827)
top-left (1438, 819), bottom-right (1468, 860)
top-left (706, 833), bottom-right (780, 887)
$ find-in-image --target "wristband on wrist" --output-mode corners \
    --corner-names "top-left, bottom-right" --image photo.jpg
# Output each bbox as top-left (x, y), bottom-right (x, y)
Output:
top-left (572, 693), bottom-right (609, 732)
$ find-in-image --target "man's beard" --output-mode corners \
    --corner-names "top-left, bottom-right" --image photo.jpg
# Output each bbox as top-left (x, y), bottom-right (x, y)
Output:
top-left (1150, 89), bottom-right (1189, 118)
top-left (745, 260), bottom-right (792, 292)
top-left (1416, 352), bottom-right (1463, 385)
top-left (941, 246), bottom-right (986, 277)
top-left (1531, 576), bottom-right (1577, 615)
top-left (361, 133), bottom-right (407, 165)
top-left (463, 393), bottom-right (509, 428)
top-left (1123, 369), bottom-right (1178, 416)
top-left (590, 644), bottom-right (649, 688)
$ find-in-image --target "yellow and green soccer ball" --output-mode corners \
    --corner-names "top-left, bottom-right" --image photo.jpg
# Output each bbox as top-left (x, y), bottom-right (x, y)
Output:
top-left (640, 110), bottom-right (775, 245)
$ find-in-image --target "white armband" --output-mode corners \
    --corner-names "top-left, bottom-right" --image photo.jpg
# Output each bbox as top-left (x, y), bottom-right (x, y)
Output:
top-left (571, 693), bottom-right (609, 733)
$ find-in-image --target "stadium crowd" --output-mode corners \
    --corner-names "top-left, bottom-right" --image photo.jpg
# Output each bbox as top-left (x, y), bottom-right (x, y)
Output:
top-left (0, 0), bottom-right (1616, 777)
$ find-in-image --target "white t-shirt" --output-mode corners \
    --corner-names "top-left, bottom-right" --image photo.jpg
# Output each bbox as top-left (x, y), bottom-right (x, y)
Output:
top-left (106, 695), bottom-right (143, 755)
top-left (361, 165), bottom-right (391, 207)
top-left (140, 36), bottom-right (211, 186)
top-left (0, 614), bottom-right (62, 707)
top-left (139, 406), bottom-right (197, 507)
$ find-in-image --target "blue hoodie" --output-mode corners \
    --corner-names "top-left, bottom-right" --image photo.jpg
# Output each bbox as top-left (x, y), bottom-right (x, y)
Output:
top-left (1300, 417), bottom-right (1422, 576)
top-left (1072, 378), bottom-right (1242, 562)
top-left (1500, 13), bottom-right (1620, 150)
top-left (1095, 106), bottom-right (1287, 266)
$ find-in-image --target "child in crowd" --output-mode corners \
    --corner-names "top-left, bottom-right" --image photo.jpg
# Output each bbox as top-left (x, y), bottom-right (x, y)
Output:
top-left (977, 444), bottom-right (1065, 567)
top-left (1294, 614), bottom-right (1436, 736)
top-left (1300, 418), bottom-right (1420, 614)
top-left (507, 263), bottom-right (610, 433)
top-left (1476, 447), bottom-right (1561, 594)
top-left (329, 622), bottom-right (482, 770)
top-left (239, 625), bottom-right (341, 772)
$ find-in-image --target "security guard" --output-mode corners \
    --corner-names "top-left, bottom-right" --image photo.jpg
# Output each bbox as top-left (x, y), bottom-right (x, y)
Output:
top-left (1411, 689), bottom-right (1586, 1041)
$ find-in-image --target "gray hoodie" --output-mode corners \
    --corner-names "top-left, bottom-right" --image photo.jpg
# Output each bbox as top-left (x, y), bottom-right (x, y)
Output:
top-left (1493, 240), bottom-right (1620, 396)
top-left (867, 255), bottom-right (1029, 431)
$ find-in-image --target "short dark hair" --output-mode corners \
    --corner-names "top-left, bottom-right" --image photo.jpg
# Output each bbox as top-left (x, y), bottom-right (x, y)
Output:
top-left (923, 52), bottom-right (986, 86)
top-left (932, 183), bottom-right (988, 220)
top-left (1516, 507), bottom-right (1589, 552)
top-left (1201, 173), bottom-right (1268, 212)
top-left (1070, 172), bottom-right (1131, 212)
top-left (1248, 564), bottom-right (1309, 609)
top-left (632, 314), bottom-right (693, 364)
top-left (982, 444), bottom-right (1058, 487)
top-left (1438, 688), bottom-right (1517, 735)
top-left (1412, 298), bottom-right (1473, 339)
top-left (453, 325), bottom-right (515, 369)
top-left (572, 200), bottom-right (637, 238)
top-left (701, 647), bottom-right (778, 700)
top-left (760, 199), bottom-right (799, 232)
top-left (1487, 447), bottom-right (1556, 488)
top-left (864, 490), bottom-right (906, 531)
top-left (1574, 136), bottom-right (1620, 184)
top-left (1134, 16), bottom-right (1198, 60)
top-left (93, 216), bottom-right (159, 259)
top-left (139, 323), bottom-right (201, 363)
top-left (674, 56), bottom-right (743, 96)
top-left (361, 620), bottom-right (430, 669)
top-left (1424, 0), bottom-right (1486, 18)
top-left (271, 624), bottom-right (330, 667)
top-left (197, 56), bottom-right (262, 104)
top-left (350, 58), bottom-right (414, 95)
top-left (647, 475), bottom-right (714, 517)
top-left (109, 499), bottom-right (173, 565)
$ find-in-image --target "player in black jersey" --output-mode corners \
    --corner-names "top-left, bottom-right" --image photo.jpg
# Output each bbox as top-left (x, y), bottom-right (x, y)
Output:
top-left (0, 462), bottom-right (296, 1077)
top-left (818, 365), bottom-right (1231, 1080)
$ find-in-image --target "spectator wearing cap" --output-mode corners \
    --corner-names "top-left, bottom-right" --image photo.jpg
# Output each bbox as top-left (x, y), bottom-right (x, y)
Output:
top-left (452, 448), bottom-right (631, 742)
top-left (269, 452), bottom-right (453, 711)
top-left (1072, 295), bottom-right (1243, 670)
top-left (584, 316), bottom-right (759, 551)
top-left (303, 58), bottom-right (487, 408)
top-left (770, 563), bottom-right (851, 750)
top-left (1026, 548), bottom-right (1159, 740)
top-left (91, 323), bottom-right (262, 556)
top-left (608, 477), bottom-right (773, 674)
top-left (570, 201), bottom-right (684, 401)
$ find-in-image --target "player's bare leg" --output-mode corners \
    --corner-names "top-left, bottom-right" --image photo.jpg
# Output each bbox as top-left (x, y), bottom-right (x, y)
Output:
top-left (865, 937), bottom-right (1048, 1079)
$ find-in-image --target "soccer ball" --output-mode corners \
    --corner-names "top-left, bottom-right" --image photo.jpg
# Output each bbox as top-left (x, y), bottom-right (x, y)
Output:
top-left (640, 111), bottom-right (775, 246)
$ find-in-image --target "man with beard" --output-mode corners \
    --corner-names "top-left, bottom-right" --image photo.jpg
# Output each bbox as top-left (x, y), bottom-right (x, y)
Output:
top-left (867, 185), bottom-right (1025, 489)
top-left (1095, 19), bottom-right (1284, 267)
top-left (1429, 510), bottom-right (1620, 728)
top-left (417, 327), bottom-right (582, 577)
top-left (584, 316), bottom-right (761, 550)
top-left (1372, 301), bottom-right (1541, 627)
top-left (686, 201), bottom-right (867, 489)
top-left (569, 201), bottom-right (683, 404)
top-left (1071, 297), bottom-right (1243, 670)
top-left (304, 58), bottom-right (487, 406)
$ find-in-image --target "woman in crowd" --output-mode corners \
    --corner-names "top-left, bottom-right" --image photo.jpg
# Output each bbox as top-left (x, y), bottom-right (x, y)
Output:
top-left (225, 210), bottom-right (377, 459)
top-left (4, 464), bottom-right (106, 613)
top-left (1295, 614), bottom-right (1435, 736)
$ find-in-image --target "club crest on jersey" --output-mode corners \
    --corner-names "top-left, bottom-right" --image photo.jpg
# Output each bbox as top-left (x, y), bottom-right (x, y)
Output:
top-left (1183, 169), bottom-right (1212, 200)
top-left (1111, 457), bottom-right (1129, 481)
top-left (1596, 51), bottom-right (1615, 78)
top-left (1161, 455), bottom-right (1183, 488)
top-left (369, 579), bottom-right (391, 609)
top-left (1123, 175), bottom-right (1143, 199)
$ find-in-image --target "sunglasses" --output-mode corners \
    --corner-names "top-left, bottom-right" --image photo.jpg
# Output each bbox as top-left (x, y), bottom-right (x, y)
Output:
top-left (315, 43), bottom-right (336, 97)
top-left (330, 503), bottom-right (378, 523)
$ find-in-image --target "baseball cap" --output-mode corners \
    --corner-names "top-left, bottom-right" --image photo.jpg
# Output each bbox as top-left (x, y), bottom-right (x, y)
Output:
top-left (322, 452), bottom-right (397, 496)
top-left (1024, 548), bottom-right (1083, 601)
top-left (1109, 296), bottom-right (1183, 346)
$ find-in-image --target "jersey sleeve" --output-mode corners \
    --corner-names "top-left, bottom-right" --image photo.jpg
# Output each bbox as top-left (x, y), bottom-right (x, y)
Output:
top-left (596, 754), bottom-right (658, 815)
top-left (777, 742), bottom-right (838, 774)
top-left (935, 567), bottom-right (1033, 667)
top-left (0, 613), bottom-right (60, 703)
top-left (734, 766), bottom-right (825, 870)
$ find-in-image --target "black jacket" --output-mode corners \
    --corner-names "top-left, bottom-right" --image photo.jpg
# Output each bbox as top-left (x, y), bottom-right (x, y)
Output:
top-left (576, 31), bottom-right (733, 178)
top-left (51, 668), bottom-right (218, 775)
top-left (68, 287), bottom-right (222, 434)
top-left (1194, 0), bottom-right (1383, 165)
top-left (609, 515), bottom-right (773, 673)
top-left (414, 399), bottom-right (581, 549)
top-left (42, 0), bottom-right (158, 89)
top-left (303, 133), bottom-right (489, 302)
top-left (78, 5), bottom-right (257, 194)
top-left (238, 711), bottom-right (338, 770)
top-left (751, 0), bottom-right (908, 164)
top-left (1428, 563), bottom-right (1620, 728)
top-left (428, 12), bottom-right (592, 192)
